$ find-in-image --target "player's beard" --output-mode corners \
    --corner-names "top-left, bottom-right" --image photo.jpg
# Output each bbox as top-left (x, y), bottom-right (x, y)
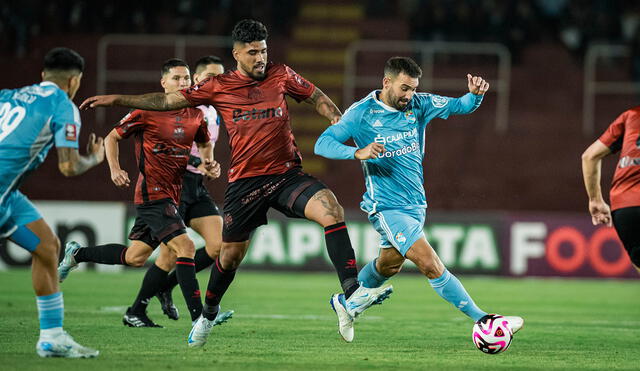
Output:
top-left (387, 90), bottom-right (409, 111)
top-left (249, 63), bottom-right (266, 81)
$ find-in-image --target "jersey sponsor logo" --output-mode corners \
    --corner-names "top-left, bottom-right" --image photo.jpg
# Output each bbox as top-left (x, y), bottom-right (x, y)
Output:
top-left (65, 124), bottom-right (77, 141)
top-left (431, 95), bottom-right (449, 108)
top-left (232, 107), bottom-right (283, 123)
top-left (372, 120), bottom-right (383, 127)
top-left (152, 143), bottom-right (190, 157)
top-left (173, 127), bottom-right (185, 140)
top-left (373, 128), bottom-right (417, 145)
top-left (370, 109), bottom-right (385, 114)
top-left (618, 156), bottom-right (640, 168)
top-left (377, 142), bottom-right (420, 158)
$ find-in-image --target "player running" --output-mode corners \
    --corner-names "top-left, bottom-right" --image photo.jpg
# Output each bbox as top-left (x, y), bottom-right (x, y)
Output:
top-left (582, 106), bottom-right (640, 274)
top-left (132, 56), bottom-right (233, 325)
top-left (79, 19), bottom-right (393, 347)
top-left (0, 47), bottom-right (103, 357)
top-left (59, 58), bottom-right (218, 329)
top-left (314, 56), bottom-right (524, 341)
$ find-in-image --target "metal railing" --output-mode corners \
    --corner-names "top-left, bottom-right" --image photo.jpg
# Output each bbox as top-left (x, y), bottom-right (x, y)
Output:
top-left (343, 40), bottom-right (511, 133)
top-left (583, 44), bottom-right (640, 136)
top-left (96, 34), bottom-right (232, 126)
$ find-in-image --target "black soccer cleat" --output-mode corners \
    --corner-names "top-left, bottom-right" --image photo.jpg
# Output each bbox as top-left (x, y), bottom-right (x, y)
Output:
top-left (123, 307), bottom-right (163, 328)
top-left (156, 290), bottom-right (179, 320)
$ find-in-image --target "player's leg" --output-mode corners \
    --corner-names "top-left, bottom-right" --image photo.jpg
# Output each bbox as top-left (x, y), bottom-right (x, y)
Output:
top-left (164, 232), bottom-right (202, 323)
top-left (2, 191), bottom-right (98, 357)
top-left (611, 206), bottom-right (640, 274)
top-left (359, 247), bottom-right (405, 288)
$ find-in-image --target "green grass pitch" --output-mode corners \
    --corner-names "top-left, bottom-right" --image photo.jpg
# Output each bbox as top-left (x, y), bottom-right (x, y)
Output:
top-left (0, 269), bottom-right (638, 370)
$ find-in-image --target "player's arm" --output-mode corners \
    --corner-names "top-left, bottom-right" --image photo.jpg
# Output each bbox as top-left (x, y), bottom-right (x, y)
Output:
top-left (443, 74), bottom-right (489, 116)
top-left (57, 133), bottom-right (105, 177)
top-left (104, 129), bottom-right (130, 188)
top-left (581, 140), bottom-right (613, 226)
top-left (79, 91), bottom-right (191, 111)
top-left (195, 141), bottom-right (220, 179)
top-left (315, 118), bottom-right (384, 160)
top-left (304, 87), bottom-right (342, 124)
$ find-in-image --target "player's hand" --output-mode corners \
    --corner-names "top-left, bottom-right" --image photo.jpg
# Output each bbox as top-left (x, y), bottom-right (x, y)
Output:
top-left (330, 115), bottom-right (342, 125)
top-left (355, 142), bottom-right (385, 160)
top-left (467, 74), bottom-right (490, 95)
top-left (80, 95), bottom-right (119, 110)
top-left (199, 159), bottom-right (221, 180)
top-left (86, 133), bottom-right (105, 164)
top-left (110, 168), bottom-right (130, 188)
top-left (588, 199), bottom-right (612, 226)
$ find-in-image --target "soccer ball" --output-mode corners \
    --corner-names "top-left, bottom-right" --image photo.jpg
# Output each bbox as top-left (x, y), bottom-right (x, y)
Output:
top-left (472, 314), bottom-right (513, 354)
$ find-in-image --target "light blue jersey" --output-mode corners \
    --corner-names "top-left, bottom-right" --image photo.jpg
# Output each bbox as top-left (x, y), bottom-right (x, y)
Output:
top-left (0, 81), bottom-right (81, 237)
top-left (315, 90), bottom-right (482, 215)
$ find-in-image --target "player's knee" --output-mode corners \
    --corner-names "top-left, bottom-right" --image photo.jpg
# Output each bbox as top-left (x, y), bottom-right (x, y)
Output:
top-left (176, 239), bottom-right (196, 258)
top-left (125, 250), bottom-right (150, 267)
top-left (416, 258), bottom-right (443, 279)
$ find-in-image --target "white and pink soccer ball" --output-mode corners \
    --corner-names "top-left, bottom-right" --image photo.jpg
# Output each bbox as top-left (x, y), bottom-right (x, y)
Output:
top-left (472, 314), bottom-right (513, 354)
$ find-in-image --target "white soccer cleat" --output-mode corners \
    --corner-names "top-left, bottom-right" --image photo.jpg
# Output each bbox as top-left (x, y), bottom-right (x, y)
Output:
top-left (213, 309), bottom-right (234, 326)
top-left (503, 315), bottom-right (524, 334)
top-left (344, 284), bottom-right (393, 318)
top-left (188, 315), bottom-right (215, 348)
top-left (58, 241), bottom-right (81, 282)
top-left (36, 331), bottom-right (99, 358)
top-left (330, 293), bottom-right (354, 342)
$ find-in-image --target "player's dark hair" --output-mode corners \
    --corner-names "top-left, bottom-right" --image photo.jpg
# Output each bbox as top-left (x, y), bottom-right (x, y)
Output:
top-left (384, 57), bottom-right (422, 79)
top-left (161, 58), bottom-right (189, 76)
top-left (43, 47), bottom-right (84, 73)
top-left (194, 55), bottom-right (223, 74)
top-left (232, 19), bottom-right (268, 44)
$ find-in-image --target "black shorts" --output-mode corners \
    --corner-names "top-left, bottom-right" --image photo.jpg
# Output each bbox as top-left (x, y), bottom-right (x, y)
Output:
top-left (222, 167), bottom-right (327, 242)
top-left (612, 206), bottom-right (640, 260)
top-left (128, 198), bottom-right (187, 249)
top-left (178, 171), bottom-right (220, 225)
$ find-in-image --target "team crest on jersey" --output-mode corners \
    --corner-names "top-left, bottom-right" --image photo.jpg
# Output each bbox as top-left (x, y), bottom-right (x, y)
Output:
top-left (65, 124), bottom-right (77, 141)
top-left (431, 95), bottom-right (449, 108)
top-left (248, 87), bottom-right (264, 100)
top-left (395, 232), bottom-right (406, 243)
top-left (173, 127), bottom-right (185, 139)
top-left (404, 110), bottom-right (416, 124)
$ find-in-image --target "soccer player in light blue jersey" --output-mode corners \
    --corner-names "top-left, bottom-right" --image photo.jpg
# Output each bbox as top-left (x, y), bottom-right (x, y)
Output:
top-left (0, 48), bottom-right (103, 357)
top-left (315, 56), bottom-right (523, 342)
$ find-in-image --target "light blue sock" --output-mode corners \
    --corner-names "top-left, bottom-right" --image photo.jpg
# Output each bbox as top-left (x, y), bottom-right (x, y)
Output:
top-left (36, 292), bottom-right (64, 330)
top-left (428, 269), bottom-right (486, 321)
top-left (358, 259), bottom-right (388, 288)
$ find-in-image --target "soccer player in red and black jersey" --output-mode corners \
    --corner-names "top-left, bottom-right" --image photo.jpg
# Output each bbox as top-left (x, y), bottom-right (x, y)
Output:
top-left (582, 106), bottom-right (640, 275)
top-left (59, 59), bottom-right (220, 328)
top-left (80, 19), bottom-right (393, 346)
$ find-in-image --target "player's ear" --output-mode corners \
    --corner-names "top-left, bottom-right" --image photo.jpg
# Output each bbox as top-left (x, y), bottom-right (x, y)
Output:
top-left (382, 76), bottom-right (391, 89)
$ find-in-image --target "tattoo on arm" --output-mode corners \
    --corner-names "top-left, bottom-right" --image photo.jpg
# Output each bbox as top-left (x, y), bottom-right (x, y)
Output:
top-left (118, 92), bottom-right (189, 111)
top-left (306, 88), bottom-right (342, 122)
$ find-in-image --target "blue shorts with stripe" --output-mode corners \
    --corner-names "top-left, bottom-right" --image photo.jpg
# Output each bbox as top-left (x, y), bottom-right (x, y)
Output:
top-left (0, 190), bottom-right (42, 240)
top-left (368, 208), bottom-right (426, 256)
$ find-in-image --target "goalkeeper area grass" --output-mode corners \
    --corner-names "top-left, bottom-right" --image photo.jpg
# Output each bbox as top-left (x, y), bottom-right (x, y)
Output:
top-left (0, 269), bottom-right (638, 370)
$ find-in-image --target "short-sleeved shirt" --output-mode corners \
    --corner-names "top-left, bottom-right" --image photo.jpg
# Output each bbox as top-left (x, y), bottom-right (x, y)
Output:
top-left (115, 108), bottom-right (210, 205)
top-left (315, 90), bottom-right (482, 214)
top-left (598, 107), bottom-right (640, 210)
top-left (179, 62), bottom-right (316, 182)
top-left (0, 81), bottom-right (81, 204)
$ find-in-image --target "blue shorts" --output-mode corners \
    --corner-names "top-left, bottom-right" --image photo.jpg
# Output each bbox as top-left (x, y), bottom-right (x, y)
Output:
top-left (0, 190), bottom-right (42, 238)
top-left (368, 208), bottom-right (426, 256)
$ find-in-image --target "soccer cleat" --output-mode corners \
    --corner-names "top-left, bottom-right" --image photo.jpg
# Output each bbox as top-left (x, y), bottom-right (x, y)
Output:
top-left (330, 293), bottom-right (354, 342)
top-left (36, 331), bottom-right (99, 358)
top-left (188, 315), bottom-right (215, 348)
top-left (156, 290), bottom-right (179, 320)
top-left (344, 284), bottom-right (393, 318)
top-left (58, 241), bottom-right (81, 282)
top-left (477, 314), bottom-right (524, 334)
top-left (503, 315), bottom-right (524, 334)
top-left (123, 307), bottom-right (163, 328)
top-left (213, 309), bottom-right (234, 326)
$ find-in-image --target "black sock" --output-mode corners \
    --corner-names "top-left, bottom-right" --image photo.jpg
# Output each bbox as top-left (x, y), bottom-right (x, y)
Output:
top-left (175, 257), bottom-right (202, 322)
top-left (131, 264), bottom-right (168, 313)
top-left (203, 258), bottom-right (236, 320)
top-left (324, 222), bottom-right (359, 298)
top-left (165, 247), bottom-right (214, 292)
top-left (74, 244), bottom-right (128, 265)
